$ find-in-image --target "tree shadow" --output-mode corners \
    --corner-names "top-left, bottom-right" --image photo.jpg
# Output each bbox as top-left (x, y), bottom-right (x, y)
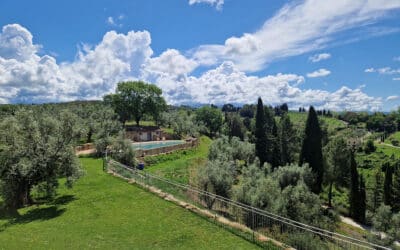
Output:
top-left (0, 194), bottom-right (76, 232)
top-left (52, 195), bottom-right (76, 205)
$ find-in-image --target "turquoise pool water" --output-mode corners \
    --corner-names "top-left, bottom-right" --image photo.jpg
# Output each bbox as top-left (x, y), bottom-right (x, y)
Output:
top-left (132, 140), bottom-right (185, 150)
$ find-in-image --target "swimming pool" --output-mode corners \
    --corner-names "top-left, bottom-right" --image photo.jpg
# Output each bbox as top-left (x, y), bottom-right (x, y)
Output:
top-left (132, 140), bottom-right (185, 150)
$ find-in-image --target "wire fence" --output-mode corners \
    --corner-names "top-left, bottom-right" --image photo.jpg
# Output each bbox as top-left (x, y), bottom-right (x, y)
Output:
top-left (105, 159), bottom-right (390, 250)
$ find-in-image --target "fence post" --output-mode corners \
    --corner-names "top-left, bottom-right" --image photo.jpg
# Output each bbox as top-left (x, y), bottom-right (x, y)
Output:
top-left (252, 208), bottom-right (255, 242)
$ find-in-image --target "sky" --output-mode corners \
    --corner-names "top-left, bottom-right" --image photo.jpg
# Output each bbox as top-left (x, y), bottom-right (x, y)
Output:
top-left (0, 0), bottom-right (400, 111)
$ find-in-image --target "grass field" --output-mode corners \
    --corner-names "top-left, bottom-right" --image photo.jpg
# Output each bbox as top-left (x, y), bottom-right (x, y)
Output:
top-left (144, 136), bottom-right (211, 184)
top-left (0, 157), bottom-right (260, 249)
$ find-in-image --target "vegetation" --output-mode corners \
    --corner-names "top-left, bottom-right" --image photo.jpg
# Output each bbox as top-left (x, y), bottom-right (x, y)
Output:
top-left (104, 81), bottom-right (167, 125)
top-left (0, 110), bottom-right (82, 211)
top-left (0, 158), bottom-right (261, 249)
top-left (299, 106), bottom-right (324, 194)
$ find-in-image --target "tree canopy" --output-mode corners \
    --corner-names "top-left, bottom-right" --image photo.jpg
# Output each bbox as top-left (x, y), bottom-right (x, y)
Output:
top-left (104, 81), bottom-right (167, 125)
top-left (0, 110), bottom-right (83, 210)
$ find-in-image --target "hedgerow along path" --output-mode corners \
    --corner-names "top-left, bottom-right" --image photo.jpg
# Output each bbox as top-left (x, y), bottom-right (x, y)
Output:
top-left (0, 157), bottom-right (261, 249)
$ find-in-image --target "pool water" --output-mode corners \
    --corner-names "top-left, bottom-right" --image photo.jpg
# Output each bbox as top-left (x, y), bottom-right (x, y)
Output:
top-left (132, 140), bottom-right (185, 150)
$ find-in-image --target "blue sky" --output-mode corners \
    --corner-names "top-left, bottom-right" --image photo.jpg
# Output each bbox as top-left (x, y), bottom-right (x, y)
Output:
top-left (0, 0), bottom-right (399, 111)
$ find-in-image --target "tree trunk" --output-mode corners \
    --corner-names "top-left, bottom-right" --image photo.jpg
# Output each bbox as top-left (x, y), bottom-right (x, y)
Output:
top-left (328, 182), bottom-right (333, 207)
top-left (86, 129), bottom-right (93, 143)
top-left (136, 118), bottom-right (140, 126)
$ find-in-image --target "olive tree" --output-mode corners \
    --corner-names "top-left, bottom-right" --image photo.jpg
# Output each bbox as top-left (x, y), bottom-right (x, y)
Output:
top-left (104, 81), bottom-right (167, 125)
top-left (0, 110), bottom-right (83, 210)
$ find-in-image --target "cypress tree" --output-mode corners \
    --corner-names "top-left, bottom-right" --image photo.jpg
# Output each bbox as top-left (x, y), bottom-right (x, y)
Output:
top-left (299, 106), bottom-right (324, 193)
top-left (255, 97), bottom-right (267, 167)
top-left (383, 161), bottom-right (393, 207)
top-left (264, 106), bottom-right (275, 165)
top-left (271, 119), bottom-right (281, 170)
top-left (371, 170), bottom-right (384, 212)
top-left (393, 160), bottom-right (400, 212)
top-left (279, 112), bottom-right (294, 165)
top-left (349, 152), bottom-right (360, 220)
top-left (359, 175), bottom-right (367, 223)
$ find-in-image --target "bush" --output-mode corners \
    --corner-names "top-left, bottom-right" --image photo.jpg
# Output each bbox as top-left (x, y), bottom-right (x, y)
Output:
top-left (364, 139), bottom-right (376, 154)
top-left (111, 133), bottom-right (137, 167)
top-left (287, 232), bottom-right (327, 250)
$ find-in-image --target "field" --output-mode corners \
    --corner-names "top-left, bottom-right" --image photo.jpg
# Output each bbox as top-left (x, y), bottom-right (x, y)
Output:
top-left (0, 157), bottom-right (260, 249)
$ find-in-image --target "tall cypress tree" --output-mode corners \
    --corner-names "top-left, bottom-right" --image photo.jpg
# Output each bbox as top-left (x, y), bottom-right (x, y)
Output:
top-left (255, 97), bottom-right (267, 167)
top-left (383, 161), bottom-right (393, 207)
top-left (279, 112), bottom-right (295, 165)
top-left (359, 175), bottom-right (366, 223)
top-left (371, 170), bottom-right (384, 212)
top-left (264, 106), bottom-right (275, 165)
top-left (392, 160), bottom-right (400, 212)
top-left (299, 106), bottom-right (324, 193)
top-left (349, 152), bottom-right (360, 220)
top-left (271, 119), bottom-right (281, 170)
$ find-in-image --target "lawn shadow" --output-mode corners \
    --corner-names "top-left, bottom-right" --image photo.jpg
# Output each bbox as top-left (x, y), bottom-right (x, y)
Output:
top-left (52, 194), bottom-right (76, 206)
top-left (0, 194), bottom-right (76, 232)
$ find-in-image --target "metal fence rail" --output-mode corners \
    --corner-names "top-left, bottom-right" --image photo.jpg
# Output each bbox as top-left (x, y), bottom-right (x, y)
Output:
top-left (106, 159), bottom-right (390, 250)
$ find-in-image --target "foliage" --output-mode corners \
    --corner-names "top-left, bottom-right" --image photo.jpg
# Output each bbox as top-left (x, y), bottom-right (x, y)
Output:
top-left (104, 81), bottom-right (167, 125)
top-left (393, 161), bottom-right (400, 212)
top-left (0, 158), bottom-right (260, 249)
top-left (93, 108), bottom-right (122, 156)
top-left (299, 106), bottom-right (324, 193)
top-left (224, 112), bottom-right (245, 140)
top-left (271, 164), bottom-right (314, 190)
top-left (364, 139), bottom-right (376, 154)
top-left (324, 136), bottom-right (351, 206)
top-left (195, 106), bottom-right (223, 137)
top-left (383, 162), bottom-right (393, 206)
top-left (0, 109), bottom-right (83, 210)
top-left (279, 112), bottom-right (296, 165)
top-left (255, 98), bottom-right (268, 167)
top-left (197, 159), bottom-right (235, 208)
top-left (372, 205), bottom-right (392, 232)
top-left (110, 132), bottom-right (137, 167)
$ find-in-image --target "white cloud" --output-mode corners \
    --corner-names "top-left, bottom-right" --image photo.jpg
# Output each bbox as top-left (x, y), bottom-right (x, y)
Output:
top-left (153, 61), bottom-right (381, 111)
top-left (106, 14), bottom-right (125, 27)
top-left (307, 68), bottom-right (331, 78)
top-left (0, 24), bottom-right (153, 102)
top-left (144, 49), bottom-right (198, 79)
top-left (309, 53), bottom-right (331, 62)
top-left (364, 68), bottom-right (375, 73)
top-left (188, 0), bottom-right (224, 10)
top-left (191, 0), bottom-right (400, 72)
top-left (394, 56), bottom-right (400, 62)
top-left (365, 67), bottom-right (400, 74)
top-left (386, 95), bottom-right (399, 101)
top-left (106, 17), bottom-right (115, 26)
top-left (393, 77), bottom-right (400, 81)
top-left (0, 24), bottom-right (383, 111)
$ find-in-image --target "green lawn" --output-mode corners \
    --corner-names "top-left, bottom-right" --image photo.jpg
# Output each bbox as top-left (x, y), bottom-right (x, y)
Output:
top-left (144, 136), bottom-right (211, 184)
top-left (0, 157), bottom-right (260, 249)
top-left (388, 131), bottom-right (400, 146)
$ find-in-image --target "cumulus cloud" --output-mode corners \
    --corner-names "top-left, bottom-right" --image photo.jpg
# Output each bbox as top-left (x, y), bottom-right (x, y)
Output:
top-left (0, 24), bottom-right (153, 102)
top-left (0, 24), bottom-right (383, 111)
top-left (188, 0), bottom-right (224, 10)
top-left (386, 95), bottom-right (399, 101)
top-left (191, 0), bottom-right (400, 71)
top-left (307, 68), bottom-right (331, 78)
top-left (153, 61), bottom-right (381, 111)
top-left (309, 53), bottom-right (331, 62)
top-left (144, 49), bottom-right (198, 80)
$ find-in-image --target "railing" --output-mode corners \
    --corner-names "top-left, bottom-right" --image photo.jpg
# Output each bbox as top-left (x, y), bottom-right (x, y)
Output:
top-left (106, 159), bottom-right (390, 250)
